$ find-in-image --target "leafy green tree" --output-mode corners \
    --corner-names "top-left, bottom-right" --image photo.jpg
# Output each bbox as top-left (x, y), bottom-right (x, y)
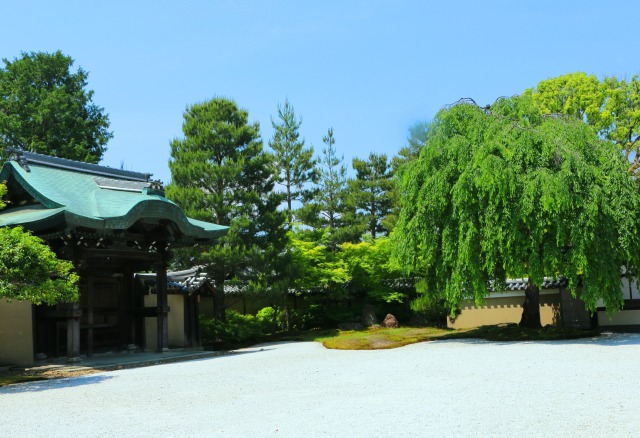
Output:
top-left (166, 98), bottom-right (286, 321)
top-left (528, 73), bottom-right (640, 180)
top-left (0, 51), bottom-right (112, 163)
top-left (268, 99), bottom-right (318, 224)
top-left (388, 121), bottom-right (433, 235)
top-left (601, 76), bottom-right (640, 175)
top-left (393, 95), bottom-right (640, 327)
top-left (339, 237), bottom-right (407, 304)
top-left (0, 183), bottom-right (79, 304)
top-left (349, 153), bottom-right (396, 238)
top-left (528, 72), bottom-right (604, 125)
top-left (289, 230), bottom-right (349, 291)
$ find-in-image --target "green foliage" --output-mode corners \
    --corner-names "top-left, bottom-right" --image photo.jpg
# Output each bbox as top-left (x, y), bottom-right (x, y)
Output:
top-left (0, 181), bottom-right (78, 304)
top-left (0, 51), bottom-right (111, 162)
top-left (528, 72), bottom-right (604, 125)
top-left (349, 153), bottom-right (396, 238)
top-left (255, 304), bottom-right (328, 332)
top-left (410, 279), bottom-right (449, 326)
top-left (0, 226), bottom-right (79, 304)
top-left (394, 95), bottom-right (640, 316)
top-left (298, 128), bottom-right (358, 247)
top-left (323, 307), bottom-right (361, 326)
top-left (200, 310), bottom-right (265, 344)
top-left (166, 97), bottom-right (287, 320)
top-left (318, 127), bottom-right (346, 231)
top-left (0, 182), bottom-right (6, 209)
top-left (268, 100), bottom-right (318, 223)
top-left (256, 306), bottom-right (277, 332)
top-left (528, 72), bottom-right (640, 180)
top-left (288, 230), bottom-right (349, 291)
top-left (288, 229), bottom-right (411, 309)
top-left (292, 304), bottom-right (330, 330)
top-left (339, 237), bottom-right (406, 303)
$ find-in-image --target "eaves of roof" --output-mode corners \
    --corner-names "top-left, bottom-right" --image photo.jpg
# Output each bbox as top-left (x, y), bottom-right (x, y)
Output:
top-left (0, 159), bottom-right (228, 241)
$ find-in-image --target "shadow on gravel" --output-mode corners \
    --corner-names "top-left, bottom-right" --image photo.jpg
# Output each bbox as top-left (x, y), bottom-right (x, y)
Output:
top-left (227, 347), bottom-right (276, 356)
top-left (436, 332), bottom-right (640, 347)
top-left (0, 374), bottom-right (115, 394)
top-left (565, 332), bottom-right (640, 347)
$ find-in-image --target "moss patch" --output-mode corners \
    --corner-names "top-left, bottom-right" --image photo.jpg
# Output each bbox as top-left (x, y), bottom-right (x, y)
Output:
top-left (0, 374), bottom-right (47, 387)
top-left (318, 324), bottom-right (598, 350)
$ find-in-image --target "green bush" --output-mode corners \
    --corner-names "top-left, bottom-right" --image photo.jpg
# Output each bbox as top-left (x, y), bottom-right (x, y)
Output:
top-left (255, 304), bottom-right (339, 332)
top-left (324, 307), bottom-right (360, 326)
top-left (201, 310), bottom-right (265, 344)
top-left (292, 304), bottom-right (328, 330)
top-left (256, 306), bottom-right (278, 334)
top-left (410, 280), bottom-right (449, 327)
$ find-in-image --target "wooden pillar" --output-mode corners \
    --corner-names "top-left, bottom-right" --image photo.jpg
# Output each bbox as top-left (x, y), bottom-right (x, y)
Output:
top-left (184, 296), bottom-right (192, 347)
top-left (117, 272), bottom-right (129, 350)
top-left (87, 277), bottom-right (94, 357)
top-left (66, 302), bottom-right (81, 363)
top-left (194, 295), bottom-right (201, 347)
top-left (126, 268), bottom-right (138, 351)
top-left (156, 259), bottom-right (169, 352)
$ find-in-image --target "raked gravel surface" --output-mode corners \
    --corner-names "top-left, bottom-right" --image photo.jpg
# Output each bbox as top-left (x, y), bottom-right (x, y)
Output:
top-left (1, 333), bottom-right (640, 437)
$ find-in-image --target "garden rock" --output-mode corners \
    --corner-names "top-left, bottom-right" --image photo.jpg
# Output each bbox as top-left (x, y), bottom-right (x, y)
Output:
top-left (382, 314), bottom-right (399, 328)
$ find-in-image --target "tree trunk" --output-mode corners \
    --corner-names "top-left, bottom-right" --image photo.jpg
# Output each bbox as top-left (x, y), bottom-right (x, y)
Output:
top-left (214, 267), bottom-right (226, 322)
top-left (519, 279), bottom-right (541, 328)
top-left (284, 303), bottom-right (290, 332)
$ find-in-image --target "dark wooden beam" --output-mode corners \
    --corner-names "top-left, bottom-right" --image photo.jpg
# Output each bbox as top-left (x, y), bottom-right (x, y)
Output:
top-left (66, 302), bottom-right (81, 363)
top-left (87, 277), bottom-right (94, 357)
top-left (156, 255), bottom-right (169, 352)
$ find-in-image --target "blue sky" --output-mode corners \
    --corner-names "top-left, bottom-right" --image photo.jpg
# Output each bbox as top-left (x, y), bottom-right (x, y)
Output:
top-left (2, 1), bottom-right (639, 183)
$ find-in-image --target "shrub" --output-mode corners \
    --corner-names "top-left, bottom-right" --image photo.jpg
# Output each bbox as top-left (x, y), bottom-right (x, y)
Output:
top-left (256, 306), bottom-right (278, 334)
top-left (201, 310), bottom-right (265, 344)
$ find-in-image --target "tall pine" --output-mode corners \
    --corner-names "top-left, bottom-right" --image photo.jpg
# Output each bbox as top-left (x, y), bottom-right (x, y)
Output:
top-left (166, 97), bottom-right (286, 321)
top-left (299, 127), bottom-right (360, 247)
top-left (268, 99), bottom-right (318, 225)
top-left (349, 153), bottom-right (396, 239)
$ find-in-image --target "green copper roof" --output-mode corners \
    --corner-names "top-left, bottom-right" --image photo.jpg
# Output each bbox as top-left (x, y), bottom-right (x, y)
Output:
top-left (0, 154), bottom-right (228, 242)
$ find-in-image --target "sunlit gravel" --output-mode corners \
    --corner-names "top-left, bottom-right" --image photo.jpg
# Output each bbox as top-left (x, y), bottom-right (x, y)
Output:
top-left (1, 333), bottom-right (639, 437)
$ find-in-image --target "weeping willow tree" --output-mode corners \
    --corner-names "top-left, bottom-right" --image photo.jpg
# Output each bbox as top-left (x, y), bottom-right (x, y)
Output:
top-left (393, 95), bottom-right (640, 327)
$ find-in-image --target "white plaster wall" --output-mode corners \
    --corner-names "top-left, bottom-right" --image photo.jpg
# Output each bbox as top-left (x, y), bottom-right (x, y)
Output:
top-left (143, 294), bottom-right (186, 349)
top-left (168, 295), bottom-right (185, 348)
top-left (598, 309), bottom-right (640, 326)
top-left (143, 294), bottom-right (157, 351)
top-left (0, 300), bottom-right (34, 365)
top-left (596, 276), bottom-right (639, 308)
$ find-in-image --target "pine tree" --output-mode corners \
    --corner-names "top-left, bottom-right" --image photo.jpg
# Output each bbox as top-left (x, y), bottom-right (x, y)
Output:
top-left (268, 100), bottom-right (318, 225)
top-left (349, 153), bottom-right (396, 239)
top-left (166, 97), bottom-right (286, 321)
top-left (298, 128), bottom-right (359, 247)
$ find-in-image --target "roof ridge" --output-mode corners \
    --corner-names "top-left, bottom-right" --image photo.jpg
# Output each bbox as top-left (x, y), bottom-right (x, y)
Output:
top-left (7, 148), bottom-right (152, 182)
